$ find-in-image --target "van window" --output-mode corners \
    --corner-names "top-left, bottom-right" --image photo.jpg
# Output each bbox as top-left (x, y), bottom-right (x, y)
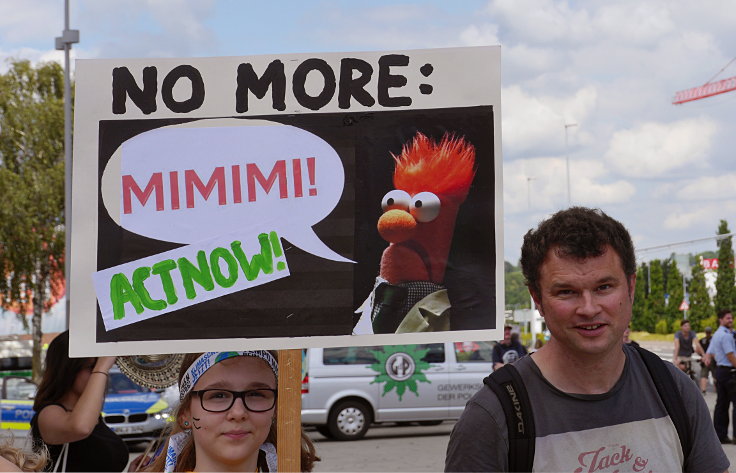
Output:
top-left (323, 344), bottom-right (445, 365)
top-left (323, 346), bottom-right (380, 365)
top-left (454, 341), bottom-right (495, 362)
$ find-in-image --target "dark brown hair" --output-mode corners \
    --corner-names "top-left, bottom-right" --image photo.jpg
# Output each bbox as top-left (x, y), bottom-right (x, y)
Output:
top-left (520, 207), bottom-right (636, 298)
top-left (146, 351), bottom-right (318, 472)
top-left (33, 331), bottom-right (94, 411)
top-left (718, 308), bottom-right (733, 320)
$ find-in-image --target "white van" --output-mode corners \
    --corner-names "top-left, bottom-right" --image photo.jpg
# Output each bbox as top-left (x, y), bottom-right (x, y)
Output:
top-left (301, 341), bottom-right (494, 440)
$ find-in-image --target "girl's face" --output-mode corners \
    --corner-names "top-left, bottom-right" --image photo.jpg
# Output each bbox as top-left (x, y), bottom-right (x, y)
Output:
top-left (182, 356), bottom-right (276, 473)
top-left (71, 358), bottom-right (96, 397)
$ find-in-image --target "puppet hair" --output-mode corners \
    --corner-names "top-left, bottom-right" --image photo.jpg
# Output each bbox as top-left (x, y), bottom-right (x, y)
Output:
top-left (393, 132), bottom-right (476, 199)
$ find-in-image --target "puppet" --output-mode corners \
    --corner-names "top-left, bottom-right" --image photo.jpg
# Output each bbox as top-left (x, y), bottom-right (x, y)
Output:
top-left (354, 132), bottom-right (476, 334)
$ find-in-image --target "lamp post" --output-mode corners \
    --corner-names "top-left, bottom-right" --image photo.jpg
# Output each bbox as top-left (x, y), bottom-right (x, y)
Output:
top-left (564, 122), bottom-right (578, 206)
top-left (55, 0), bottom-right (79, 329)
top-left (526, 176), bottom-right (536, 210)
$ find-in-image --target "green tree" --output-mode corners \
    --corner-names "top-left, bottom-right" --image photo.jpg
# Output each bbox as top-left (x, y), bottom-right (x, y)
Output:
top-left (663, 258), bottom-right (684, 326)
top-left (688, 262), bottom-right (711, 331)
top-left (715, 220), bottom-right (736, 313)
top-left (632, 263), bottom-right (655, 331)
top-left (648, 259), bottom-right (666, 329)
top-left (504, 261), bottom-right (530, 310)
top-left (0, 60), bottom-right (65, 383)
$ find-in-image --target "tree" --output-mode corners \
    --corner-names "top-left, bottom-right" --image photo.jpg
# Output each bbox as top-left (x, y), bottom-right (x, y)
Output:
top-left (0, 60), bottom-right (65, 383)
top-left (504, 261), bottom-right (530, 310)
top-left (648, 259), bottom-right (666, 329)
top-left (631, 262), bottom-right (655, 332)
top-left (715, 220), bottom-right (736, 313)
top-left (688, 261), bottom-right (711, 331)
top-left (663, 258), bottom-right (684, 326)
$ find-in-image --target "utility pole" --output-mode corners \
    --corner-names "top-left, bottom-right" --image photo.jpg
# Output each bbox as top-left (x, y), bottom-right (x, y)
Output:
top-left (55, 0), bottom-right (79, 329)
top-left (526, 176), bottom-right (536, 210)
top-left (564, 123), bottom-right (578, 206)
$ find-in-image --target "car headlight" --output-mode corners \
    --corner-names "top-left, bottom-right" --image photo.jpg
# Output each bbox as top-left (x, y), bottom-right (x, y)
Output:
top-left (153, 410), bottom-right (172, 420)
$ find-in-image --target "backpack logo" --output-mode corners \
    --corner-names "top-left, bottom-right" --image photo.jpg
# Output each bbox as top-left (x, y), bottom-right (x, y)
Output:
top-left (505, 384), bottom-right (525, 434)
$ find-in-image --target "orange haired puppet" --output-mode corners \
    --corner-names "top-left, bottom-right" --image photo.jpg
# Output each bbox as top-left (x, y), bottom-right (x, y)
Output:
top-left (354, 132), bottom-right (476, 334)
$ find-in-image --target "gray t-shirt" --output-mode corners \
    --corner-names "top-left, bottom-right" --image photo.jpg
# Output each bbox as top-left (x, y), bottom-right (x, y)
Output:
top-left (445, 344), bottom-right (728, 472)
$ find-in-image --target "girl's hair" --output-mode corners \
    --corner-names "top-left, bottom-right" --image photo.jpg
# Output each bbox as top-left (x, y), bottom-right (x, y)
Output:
top-left (0, 438), bottom-right (48, 472)
top-left (33, 331), bottom-right (94, 411)
top-left (146, 351), bottom-right (319, 472)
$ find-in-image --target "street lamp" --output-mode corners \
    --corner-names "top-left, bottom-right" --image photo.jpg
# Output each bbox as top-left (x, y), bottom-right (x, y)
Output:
top-left (55, 0), bottom-right (79, 329)
top-left (526, 176), bottom-right (536, 210)
top-left (564, 122), bottom-right (578, 206)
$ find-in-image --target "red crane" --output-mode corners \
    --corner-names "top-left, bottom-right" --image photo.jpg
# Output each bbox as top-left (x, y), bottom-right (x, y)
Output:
top-left (673, 58), bottom-right (736, 104)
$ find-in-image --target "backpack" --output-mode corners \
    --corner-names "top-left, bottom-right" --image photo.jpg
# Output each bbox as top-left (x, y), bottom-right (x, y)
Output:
top-left (483, 344), bottom-right (692, 472)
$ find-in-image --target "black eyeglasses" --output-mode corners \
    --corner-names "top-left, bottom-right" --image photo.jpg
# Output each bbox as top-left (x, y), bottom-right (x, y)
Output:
top-left (191, 388), bottom-right (277, 413)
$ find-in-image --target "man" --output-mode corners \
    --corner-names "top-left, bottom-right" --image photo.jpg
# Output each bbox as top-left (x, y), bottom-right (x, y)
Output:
top-left (491, 325), bottom-right (527, 371)
top-left (700, 326), bottom-right (714, 393)
top-left (673, 319), bottom-right (704, 376)
top-left (707, 309), bottom-right (736, 444)
top-left (446, 207), bottom-right (727, 472)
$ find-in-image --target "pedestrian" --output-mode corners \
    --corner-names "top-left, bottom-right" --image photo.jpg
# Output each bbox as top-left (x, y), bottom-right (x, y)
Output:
top-left (445, 207), bottom-right (727, 471)
top-left (491, 325), bottom-right (527, 371)
top-left (700, 326), bottom-right (715, 394)
top-left (622, 325), bottom-right (639, 347)
top-left (30, 331), bottom-right (129, 472)
top-left (145, 351), bottom-right (319, 472)
top-left (673, 319), bottom-right (704, 377)
top-left (706, 309), bottom-right (736, 444)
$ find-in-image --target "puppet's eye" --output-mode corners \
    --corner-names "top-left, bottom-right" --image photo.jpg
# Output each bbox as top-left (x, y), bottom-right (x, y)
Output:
top-left (410, 192), bottom-right (441, 222)
top-left (381, 190), bottom-right (411, 211)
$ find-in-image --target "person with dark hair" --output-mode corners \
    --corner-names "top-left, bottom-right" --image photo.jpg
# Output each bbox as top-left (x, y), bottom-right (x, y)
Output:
top-left (706, 309), bottom-right (736, 444)
top-left (446, 207), bottom-right (727, 472)
top-left (145, 351), bottom-right (319, 472)
top-left (30, 331), bottom-right (128, 472)
top-left (491, 326), bottom-right (527, 371)
top-left (673, 319), bottom-right (703, 377)
top-left (700, 325), bottom-right (715, 393)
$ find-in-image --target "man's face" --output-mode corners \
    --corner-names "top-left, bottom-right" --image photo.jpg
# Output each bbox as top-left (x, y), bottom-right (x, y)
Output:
top-left (532, 245), bottom-right (635, 359)
top-left (502, 328), bottom-right (511, 345)
top-left (681, 322), bottom-right (691, 333)
top-left (721, 313), bottom-right (733, 329)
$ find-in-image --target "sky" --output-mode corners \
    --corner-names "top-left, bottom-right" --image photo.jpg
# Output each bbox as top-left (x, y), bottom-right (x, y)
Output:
top-left (1, 0), bottom-right (735, 267)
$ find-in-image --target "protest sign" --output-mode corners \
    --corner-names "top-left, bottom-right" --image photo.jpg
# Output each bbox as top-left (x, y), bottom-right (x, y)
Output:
top-left (70, 47), bottom-right (503, 355)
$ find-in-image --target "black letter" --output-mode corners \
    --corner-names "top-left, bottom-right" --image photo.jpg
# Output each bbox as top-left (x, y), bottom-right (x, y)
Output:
top-left (338, 58), bottom-right (375, 109)
top-left (235, 61), bottom-right (286, 113)
top-left (161, 65), bottom-right (205, 113)
top-left (378, 54), bottom-right (411, 107)
top-left (293, 58), bottom-right (336, 111)
top-left (112, 66), bottom-right (157, 115)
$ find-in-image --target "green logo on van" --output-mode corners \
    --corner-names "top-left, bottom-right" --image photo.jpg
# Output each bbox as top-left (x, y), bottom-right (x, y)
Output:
top-left (369, 345), bottom-right (431, 401)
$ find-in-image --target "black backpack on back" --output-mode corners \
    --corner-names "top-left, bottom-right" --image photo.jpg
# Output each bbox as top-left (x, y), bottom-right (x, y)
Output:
top-left (483, 345), bottom-right (692, 472)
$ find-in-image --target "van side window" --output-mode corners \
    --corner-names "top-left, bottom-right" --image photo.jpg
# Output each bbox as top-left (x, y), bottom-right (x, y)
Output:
top-left (323, 346), bottom-right (380, 365)
top-left (453, 341), bottom-right (494, 362)
top-left (419, 344), bottom-right (445, 363)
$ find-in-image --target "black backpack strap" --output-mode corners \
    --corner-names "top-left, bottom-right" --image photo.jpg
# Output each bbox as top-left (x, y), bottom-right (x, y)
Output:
top-left (634, 344), bottom-right (692, 466)
top-left (483, 364), bottom-right (535, 472)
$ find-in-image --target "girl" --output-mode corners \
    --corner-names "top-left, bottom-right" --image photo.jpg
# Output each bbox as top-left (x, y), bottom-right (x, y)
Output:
top-left (146, 351), bottom-right (318, 472)
top-left (30, 331), bottom-right (128, 472)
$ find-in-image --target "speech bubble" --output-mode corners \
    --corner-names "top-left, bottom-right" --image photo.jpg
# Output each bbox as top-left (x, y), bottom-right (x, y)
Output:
top-left (101, 118), bottom-right (353, 263)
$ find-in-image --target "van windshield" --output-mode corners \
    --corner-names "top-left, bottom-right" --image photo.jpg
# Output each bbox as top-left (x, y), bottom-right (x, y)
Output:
top-left (323, 344), bottom-right (445, 365)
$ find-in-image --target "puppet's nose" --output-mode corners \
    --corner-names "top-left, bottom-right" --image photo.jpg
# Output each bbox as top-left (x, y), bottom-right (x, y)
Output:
top-left (377, 209), bottom-right (416, 243)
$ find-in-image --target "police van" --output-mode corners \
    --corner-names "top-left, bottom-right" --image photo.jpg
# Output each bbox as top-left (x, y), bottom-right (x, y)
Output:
top-left (301, 341), bottom-right (494, 440)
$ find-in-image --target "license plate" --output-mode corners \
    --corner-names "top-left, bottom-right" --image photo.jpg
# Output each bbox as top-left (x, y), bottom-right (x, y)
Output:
top-left (113, 425), bottom-right (145, 435)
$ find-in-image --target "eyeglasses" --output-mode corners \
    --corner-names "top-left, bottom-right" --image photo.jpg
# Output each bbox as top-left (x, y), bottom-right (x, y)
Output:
top-left (191, 388), bottom-right (277, 413)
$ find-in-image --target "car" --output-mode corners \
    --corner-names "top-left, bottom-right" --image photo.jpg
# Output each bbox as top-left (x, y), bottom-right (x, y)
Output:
top-left (102, 368), bottom-right (175, 443)
top-left (0, 376), bottom-right (37, 431)
top-left (301, 341), bottom-right (495, 440)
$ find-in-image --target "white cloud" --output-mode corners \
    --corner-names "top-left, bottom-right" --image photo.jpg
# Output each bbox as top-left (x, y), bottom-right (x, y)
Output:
top-left (663, 200), bottom-right (736, 230)
top-left (459, 24), bottom-right (500, 46)
top-left (604, 118), bottom-right (718, 178)
top-left (502, 84), bottom-right (597, 156)
top-left (676, 174), bottom-right (736, 201)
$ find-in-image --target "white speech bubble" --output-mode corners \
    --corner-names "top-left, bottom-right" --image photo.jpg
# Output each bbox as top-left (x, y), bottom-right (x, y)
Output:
top-left (101, 118), bottom-right (353, 263)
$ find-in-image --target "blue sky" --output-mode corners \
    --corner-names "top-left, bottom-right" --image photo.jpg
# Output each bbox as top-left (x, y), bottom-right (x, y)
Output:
top-left (2, 0), bottom-right (736, 267)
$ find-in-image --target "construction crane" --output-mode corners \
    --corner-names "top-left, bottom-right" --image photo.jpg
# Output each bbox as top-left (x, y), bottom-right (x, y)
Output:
top-left (673, 57), bottom-right (736, 104)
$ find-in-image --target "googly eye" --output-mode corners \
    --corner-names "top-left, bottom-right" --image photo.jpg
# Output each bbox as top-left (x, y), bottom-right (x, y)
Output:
top-left (381, 190), bottom-right (411, 211)
top-left (410, 192), bottom-right (441, 222)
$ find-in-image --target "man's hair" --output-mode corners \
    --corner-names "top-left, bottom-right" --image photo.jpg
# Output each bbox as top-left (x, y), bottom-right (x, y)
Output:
top-left (520, 207), bottom-right (636, 297)
top-left (680, 319), bottom-right (690, 327)
top-left (718, 308), bottom-right (733, 320)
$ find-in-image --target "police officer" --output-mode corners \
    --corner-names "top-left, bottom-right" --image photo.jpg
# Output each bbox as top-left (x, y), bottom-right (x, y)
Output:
top-left (707, 309), bottom-right (736, 444)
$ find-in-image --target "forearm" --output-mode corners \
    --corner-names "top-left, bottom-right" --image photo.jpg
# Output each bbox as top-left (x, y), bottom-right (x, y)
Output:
top-left (68, 357), bottom-right (116, 435)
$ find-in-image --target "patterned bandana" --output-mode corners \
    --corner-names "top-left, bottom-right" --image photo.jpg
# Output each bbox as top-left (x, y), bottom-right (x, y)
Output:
top-left (179, 350), bottom-right (278, 402)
